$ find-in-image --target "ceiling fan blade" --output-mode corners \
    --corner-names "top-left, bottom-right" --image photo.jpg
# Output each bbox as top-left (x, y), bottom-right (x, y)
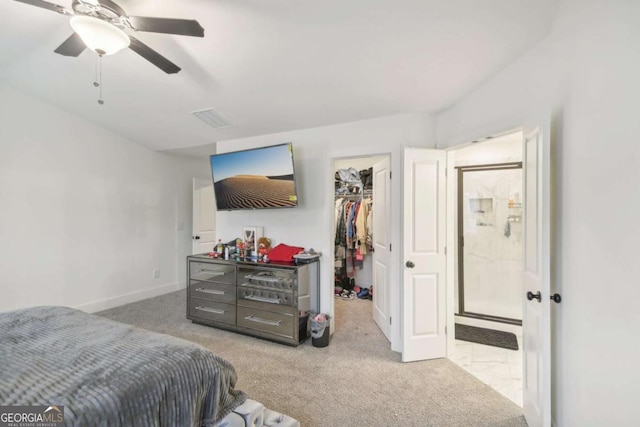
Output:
top-left (54, 33), bottom-right (86, 57)
top-left (129, 37), bottom-right (181, 74)
top-left (13, 0), bottom-right (72, 15)
top-left (127, 16), bottom-right (204, 37)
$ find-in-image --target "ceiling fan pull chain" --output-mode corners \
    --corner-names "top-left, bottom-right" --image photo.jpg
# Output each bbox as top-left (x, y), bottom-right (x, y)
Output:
top-left (93, 55), bottom-right (99, 89)
top-left (97, 55), bottom-right (104, 105)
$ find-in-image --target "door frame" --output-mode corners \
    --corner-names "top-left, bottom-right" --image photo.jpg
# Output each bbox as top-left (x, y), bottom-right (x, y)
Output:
top-left (442, 123), bottom-right (551, 426)
top-left (444, 127), bottom-right (525, 356)
top-left (330, 153), bottom-right (393, 341)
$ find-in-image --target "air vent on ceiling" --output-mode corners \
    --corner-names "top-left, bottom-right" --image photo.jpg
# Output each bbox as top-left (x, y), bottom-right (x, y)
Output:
top-left (191, 108), bottom-right (233, 129)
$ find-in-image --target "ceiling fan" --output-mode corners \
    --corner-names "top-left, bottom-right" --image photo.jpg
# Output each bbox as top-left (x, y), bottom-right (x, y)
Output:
top-left (14, 0), bottom-right (205, 74)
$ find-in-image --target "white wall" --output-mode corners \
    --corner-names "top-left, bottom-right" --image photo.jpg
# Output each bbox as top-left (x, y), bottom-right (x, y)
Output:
top-left (453, 131), bottom-right (523, 165)
top-left (215, 113), bottom-right (435, 351)
top-left (334, 156), bottom-right (386, 172)
top-left (436, 0), bottom-right (640, 424)
top-left (0, 84), bottom-right (208, 313)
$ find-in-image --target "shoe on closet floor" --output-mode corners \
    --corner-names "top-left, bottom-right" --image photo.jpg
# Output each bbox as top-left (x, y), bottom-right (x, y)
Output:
top-left (357, 288), bottom-right (370, 299)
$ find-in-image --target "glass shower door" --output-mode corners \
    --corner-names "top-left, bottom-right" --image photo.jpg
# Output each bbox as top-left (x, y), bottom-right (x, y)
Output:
top-left (458, 163), bottom-right (523, 324)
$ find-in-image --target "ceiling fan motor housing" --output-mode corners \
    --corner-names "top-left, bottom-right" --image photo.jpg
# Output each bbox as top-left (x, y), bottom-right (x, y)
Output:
top-left (72, 0), bottom-right (128, 29)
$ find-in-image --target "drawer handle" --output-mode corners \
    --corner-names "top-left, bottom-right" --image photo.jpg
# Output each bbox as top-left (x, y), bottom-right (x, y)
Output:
top-left (244, 315), bottom-right (282, 327)
top-left (245, 295), bottom-right (282, 304)
top-left (240, 283), bottom-right (293, 294)
top-left (201, 269), bottom-right (227, 276)
top-left (245, 274), bottom-right (280, 283)
top-left (195, 306), bottom-right (225, 315)
top-left (196, 288), bottom-right (225, 295)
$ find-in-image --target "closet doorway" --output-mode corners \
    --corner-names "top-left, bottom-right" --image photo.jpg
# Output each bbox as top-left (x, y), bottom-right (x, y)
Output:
top-left (333, 154), bottom-right (391, 341)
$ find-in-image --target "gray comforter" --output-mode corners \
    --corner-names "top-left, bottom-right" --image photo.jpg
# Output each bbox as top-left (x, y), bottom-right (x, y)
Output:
top-left (0, 306), bottom-right (246, 426)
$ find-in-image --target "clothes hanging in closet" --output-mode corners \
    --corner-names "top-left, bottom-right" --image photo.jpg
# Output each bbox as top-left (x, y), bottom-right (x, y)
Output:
top-left (356, 199), bottom-right (373, 255)
top-left (335, 198), bottom-right (371, 249)
top-left (334, 166), bottom-right (374, 283)
top-left (334, 197), bottom-right (373, 271)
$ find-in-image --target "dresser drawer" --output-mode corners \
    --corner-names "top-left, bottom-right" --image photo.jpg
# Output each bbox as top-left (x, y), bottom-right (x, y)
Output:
top-left (236, 286), bottom-right (297, 314)
top-left (238, 267), bottom-right (296, 290)
top-left (189, 298), bottom-right (236, 325)
top-left (189, 262), bottom-right (235, 284)
top-left (237, 307), bottom-right (295, 339)
top-left (190, 281), bottom-right (236, 304)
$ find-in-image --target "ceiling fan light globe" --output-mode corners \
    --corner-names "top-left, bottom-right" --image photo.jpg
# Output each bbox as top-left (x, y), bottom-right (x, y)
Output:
top-left (70, 15), bottom-right (130, 56)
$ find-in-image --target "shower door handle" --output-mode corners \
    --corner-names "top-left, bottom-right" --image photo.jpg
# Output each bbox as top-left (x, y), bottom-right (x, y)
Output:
top-left (527, 291), bottom-right (541, 302)
top-left (405, 260), bottom-right (415, 268)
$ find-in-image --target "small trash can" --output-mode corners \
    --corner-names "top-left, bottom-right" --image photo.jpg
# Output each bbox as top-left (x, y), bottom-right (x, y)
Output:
top-left (309, 313), bottom-right (331, 348)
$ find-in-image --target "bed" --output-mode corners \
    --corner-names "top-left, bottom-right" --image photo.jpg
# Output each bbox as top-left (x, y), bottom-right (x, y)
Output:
top-left (0, 306), bottom-right (247, 426)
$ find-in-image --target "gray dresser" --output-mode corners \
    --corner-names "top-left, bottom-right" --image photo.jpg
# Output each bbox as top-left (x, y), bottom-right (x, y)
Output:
top-left (186, 255), bottom-right (318, 346)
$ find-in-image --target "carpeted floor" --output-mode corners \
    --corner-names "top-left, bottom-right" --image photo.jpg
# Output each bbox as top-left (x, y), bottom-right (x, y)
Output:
top-left (97, 290), bottom-right (528, 426)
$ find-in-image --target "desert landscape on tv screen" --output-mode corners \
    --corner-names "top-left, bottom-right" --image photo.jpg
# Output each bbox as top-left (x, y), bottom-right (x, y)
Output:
top-left (211, 144), bottom-right (297, 210)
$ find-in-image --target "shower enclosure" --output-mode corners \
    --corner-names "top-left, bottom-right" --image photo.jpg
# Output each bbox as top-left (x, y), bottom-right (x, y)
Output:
top-left (457, 162), bottom-right (523, 324)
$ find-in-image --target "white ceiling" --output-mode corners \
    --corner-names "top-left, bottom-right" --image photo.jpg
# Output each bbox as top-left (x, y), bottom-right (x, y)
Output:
top-left (0, 0), bottom-right (559, 152)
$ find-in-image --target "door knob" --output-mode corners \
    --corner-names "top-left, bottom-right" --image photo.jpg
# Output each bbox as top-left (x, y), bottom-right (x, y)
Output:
top-left (550, 293), bottom-right (562, 303)
top-left (193, 235), bottom-right (201, 240)
top-left (405, 260), bottom-right (415, 268)
top-left (527, 291), bottom-right (541, 302)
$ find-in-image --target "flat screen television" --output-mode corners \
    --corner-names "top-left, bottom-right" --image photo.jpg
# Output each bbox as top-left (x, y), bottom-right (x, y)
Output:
top-left (210, 142), bottom-right (299, 211)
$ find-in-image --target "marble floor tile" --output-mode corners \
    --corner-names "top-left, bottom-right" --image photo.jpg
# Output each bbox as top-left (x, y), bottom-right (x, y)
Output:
top-left (449, 333), bottom-right (523, 407)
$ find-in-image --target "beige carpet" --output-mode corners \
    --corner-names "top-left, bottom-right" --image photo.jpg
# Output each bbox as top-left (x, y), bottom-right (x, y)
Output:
top-left (98, 290), bottom-right (527, 426)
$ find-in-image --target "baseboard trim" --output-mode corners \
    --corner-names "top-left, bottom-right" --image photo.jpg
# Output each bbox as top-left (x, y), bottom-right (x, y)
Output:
top-left (75, 281), bottom-right (186, 313)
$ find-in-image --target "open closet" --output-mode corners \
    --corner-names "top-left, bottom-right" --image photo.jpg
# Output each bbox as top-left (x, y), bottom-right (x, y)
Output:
top-left (333, 156), bottom-right (386, 302)
top-left (332, 154), bottom-right (391, 342)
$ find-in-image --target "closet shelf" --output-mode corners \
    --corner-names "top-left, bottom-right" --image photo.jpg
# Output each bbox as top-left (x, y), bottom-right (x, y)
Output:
top-left (336, 194), bottom-right (369, 200)
top-left (335, 189), bottom-right (372, 199)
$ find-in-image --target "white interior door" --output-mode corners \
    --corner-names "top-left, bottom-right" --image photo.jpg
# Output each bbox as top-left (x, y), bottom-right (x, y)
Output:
top-left (402, 148), bottom-right (447, 362)
top-left (522, 123), bottom-right (551, 426)
top-left (192, 178), bottom-right (217, 254)
top-left (372, 156), bottom-right (391, 341)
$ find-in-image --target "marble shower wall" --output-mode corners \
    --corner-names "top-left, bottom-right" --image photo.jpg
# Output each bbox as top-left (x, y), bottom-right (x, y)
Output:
top-left (462, 168), bottom-right (523, 320)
